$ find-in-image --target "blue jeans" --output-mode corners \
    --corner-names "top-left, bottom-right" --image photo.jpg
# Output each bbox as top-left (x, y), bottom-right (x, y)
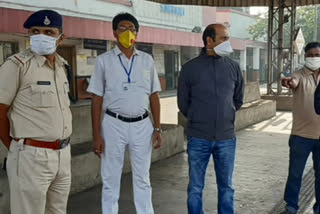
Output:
top-left (187, 136), bottom-right (236, 214)
top-left (284, 135), bottom-right (320, 214)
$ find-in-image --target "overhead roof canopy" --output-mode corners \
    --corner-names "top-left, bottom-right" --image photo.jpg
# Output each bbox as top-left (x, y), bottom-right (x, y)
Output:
top-left (147, 0), bottom-right (320, 7)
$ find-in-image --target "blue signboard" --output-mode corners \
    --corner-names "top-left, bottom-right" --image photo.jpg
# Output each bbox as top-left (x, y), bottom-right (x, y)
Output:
top-left (160, 4), bottom-right (185, 16)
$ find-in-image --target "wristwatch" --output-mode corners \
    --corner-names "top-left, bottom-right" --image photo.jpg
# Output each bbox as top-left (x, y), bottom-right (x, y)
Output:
top-left (154, 128), bottom-right (162, 133)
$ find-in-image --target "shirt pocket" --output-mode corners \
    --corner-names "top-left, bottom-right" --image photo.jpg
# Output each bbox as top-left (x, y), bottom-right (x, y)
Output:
top-left (140, 70), bottom-right (152, 92)
top-left (144, 70), bottom-right (151, 82)
top-left (31, 85), bottom-right (56, 108)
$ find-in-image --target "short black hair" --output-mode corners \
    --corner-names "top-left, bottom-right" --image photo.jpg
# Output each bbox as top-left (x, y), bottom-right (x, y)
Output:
top-left (305, 42), bottom-right (320, 53)
top-left (112, 13), bottom-right (139, 32)
top-left (202, 25), bottom-right (216, 47)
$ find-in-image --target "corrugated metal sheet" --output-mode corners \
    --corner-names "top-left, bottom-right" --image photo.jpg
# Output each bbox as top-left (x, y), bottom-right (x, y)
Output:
top-left (147, 0), bottom-right (320, 7)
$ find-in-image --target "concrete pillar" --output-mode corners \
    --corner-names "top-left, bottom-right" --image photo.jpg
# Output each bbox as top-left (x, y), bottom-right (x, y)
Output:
top-left (253, 47), bottom-right (260, 82)
top-left (240, 49), bottom-right (247, 83)
top-left (0, 46), bottom-right (4, 65)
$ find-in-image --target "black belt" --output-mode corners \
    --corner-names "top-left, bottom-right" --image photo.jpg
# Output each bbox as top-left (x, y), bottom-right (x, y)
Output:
top-left (106, 109), bottom-right (149, 123)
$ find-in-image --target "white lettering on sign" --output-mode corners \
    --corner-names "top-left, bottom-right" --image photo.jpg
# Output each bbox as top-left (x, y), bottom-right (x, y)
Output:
top-left (160, 4), bottom-right (185, 16)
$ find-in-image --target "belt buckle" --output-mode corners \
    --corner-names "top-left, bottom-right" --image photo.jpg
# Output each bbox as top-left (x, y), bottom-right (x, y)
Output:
top-left (59, 138), bottom-right (69, 149)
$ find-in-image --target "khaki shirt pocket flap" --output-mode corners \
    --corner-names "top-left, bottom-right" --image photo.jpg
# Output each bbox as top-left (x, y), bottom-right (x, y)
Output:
top-left (31, 85), bottom-right (56, 107)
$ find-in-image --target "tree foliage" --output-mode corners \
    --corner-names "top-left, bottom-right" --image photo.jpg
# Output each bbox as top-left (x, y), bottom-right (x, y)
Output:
top-left (248, 17), bottom-right (268, 41)
top-left (248, 6), bottom-right (320, 44)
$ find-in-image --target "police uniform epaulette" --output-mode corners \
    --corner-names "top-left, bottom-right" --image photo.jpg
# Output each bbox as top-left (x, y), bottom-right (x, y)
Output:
top-left (9, 49), bottom-right (34, 66)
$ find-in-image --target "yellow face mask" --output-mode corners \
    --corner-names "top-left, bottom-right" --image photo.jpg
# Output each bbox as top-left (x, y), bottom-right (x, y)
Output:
top-left (118, 30), bottom-right (136, 49)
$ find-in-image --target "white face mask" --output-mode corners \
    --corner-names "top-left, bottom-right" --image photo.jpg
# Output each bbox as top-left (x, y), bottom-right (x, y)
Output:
top-left (30, 34), bottom-right (61, 55)
top-left (210, 41), bottom-right (233, 56)
top-left (305, 57), bottom-right (320, 71)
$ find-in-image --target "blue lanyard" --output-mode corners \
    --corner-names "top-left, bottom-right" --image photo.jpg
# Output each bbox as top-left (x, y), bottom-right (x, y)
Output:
top-left (313, 74), bottom-right (318, 86)
top-left (118, 55), bottom-right (135, 83)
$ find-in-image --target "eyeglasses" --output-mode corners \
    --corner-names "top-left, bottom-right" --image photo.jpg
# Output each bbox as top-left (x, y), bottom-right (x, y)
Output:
top-left (117, 26), bottom-right (136, 33)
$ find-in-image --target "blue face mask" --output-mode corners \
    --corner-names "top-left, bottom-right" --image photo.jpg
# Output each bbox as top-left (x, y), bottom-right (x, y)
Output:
top-left (30, 34), bottom-right (61, 55)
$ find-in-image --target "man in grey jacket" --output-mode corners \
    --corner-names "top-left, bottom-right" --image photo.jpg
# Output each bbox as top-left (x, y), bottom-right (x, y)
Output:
top-left (178, 24), bottom-right (244, 214)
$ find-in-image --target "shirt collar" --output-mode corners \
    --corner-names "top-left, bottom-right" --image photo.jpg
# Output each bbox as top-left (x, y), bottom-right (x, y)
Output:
top-left (200, 47), bottom-right (222, 59)
top-left (113, 45), bottom-right (140, 57)
top-left (33, 52), bottom-right (47, 67)
top-left (55, 53), bottom-right (67, 66)
top-left (304, 66), bottom-right (319, 75)
top-left (33, 51), bottom-right (66, 67)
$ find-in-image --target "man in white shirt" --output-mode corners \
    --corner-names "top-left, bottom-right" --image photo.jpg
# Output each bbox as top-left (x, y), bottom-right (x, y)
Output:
top-left (87, 13), bottom-right (162, 214)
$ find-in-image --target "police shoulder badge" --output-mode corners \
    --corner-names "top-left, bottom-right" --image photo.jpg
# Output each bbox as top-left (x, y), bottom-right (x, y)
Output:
top-left (10, 49), bottom-right (34, 66)
top-left (44, 16), bottom-right (51, 26)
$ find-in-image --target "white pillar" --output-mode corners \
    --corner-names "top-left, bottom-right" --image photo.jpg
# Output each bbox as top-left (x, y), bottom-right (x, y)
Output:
top-left (253, 47), bottom-right (260, 70)
top-left (240, 49), bottom-right (247, 71)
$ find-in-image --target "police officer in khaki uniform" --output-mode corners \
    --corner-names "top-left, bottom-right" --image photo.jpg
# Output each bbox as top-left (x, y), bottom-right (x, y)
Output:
top-left (0, 10), bottom-right (72, 214)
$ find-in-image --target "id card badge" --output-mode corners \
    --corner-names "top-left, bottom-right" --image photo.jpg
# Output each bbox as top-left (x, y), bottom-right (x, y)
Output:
top-left (122, 81), bottom-right (136, 91)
